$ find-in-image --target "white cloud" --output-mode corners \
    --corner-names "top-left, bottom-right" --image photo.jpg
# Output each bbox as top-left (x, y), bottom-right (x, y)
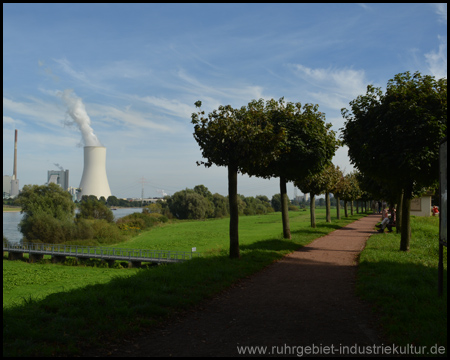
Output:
top-left (175, 68), bottom-right (265, 106)
top-left (357, 3), bottom-right (373, 11)
top-left (3, 97), bottom-right (63, 127)
top-left (290, 64), bottom-right (368, 109)
top-left (425, 35), bottom-right (447, 79)
top-left (54, 58), bottom-right (90, 84)
top-left (433, 3), bottom-right (447, 24)
top-left (136, 95), bottom-right (194, 119)
top-left (3, 115), bottom-right (24, 127)
top-left (88, 103), bottom-right (175, 132)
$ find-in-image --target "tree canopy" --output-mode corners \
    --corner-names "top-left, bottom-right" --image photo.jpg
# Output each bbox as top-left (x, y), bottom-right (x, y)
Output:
top-left (245, 98), bottom-right (339, 238)
top-left (17, 183), bottom-right (76, 243)
top-left (192, 100), bottom-right (282, 258)
top-left (341, 71), bottom-right (447, 250)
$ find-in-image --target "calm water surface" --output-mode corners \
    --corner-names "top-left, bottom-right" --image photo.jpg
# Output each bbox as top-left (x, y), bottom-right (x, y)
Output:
top-left (3, 208), bottom-right (142, 244)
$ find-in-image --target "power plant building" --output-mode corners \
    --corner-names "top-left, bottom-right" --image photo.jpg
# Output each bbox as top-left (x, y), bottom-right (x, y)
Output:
top-left (79, 146), bottom-right (112, 199)
top-left (4, 129), bottom-right (20, 198)
top-left (47, 169), bottom-right (70, 191)
top-left (3, 175), bottom-right (12, 198)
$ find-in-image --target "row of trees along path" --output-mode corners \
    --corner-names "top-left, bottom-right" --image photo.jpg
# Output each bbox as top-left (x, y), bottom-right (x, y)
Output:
top-left (192, 98), bottom-right (339, 258)
top-left (342, 71), bottom-right (446, 251)
top-left (193, 71), bottom-right (446, 256)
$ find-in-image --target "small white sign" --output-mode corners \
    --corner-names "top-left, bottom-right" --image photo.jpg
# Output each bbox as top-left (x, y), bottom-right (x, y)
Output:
top-left (192, 247), bottom-right (196, 252)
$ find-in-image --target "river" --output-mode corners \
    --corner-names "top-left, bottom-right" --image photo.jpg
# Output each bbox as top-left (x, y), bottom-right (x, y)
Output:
top-left (3, 208), bottom-right (143, 244)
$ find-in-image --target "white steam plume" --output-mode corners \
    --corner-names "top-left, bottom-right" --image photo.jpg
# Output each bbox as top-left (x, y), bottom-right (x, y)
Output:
top-left (60, 89), bottom-right (102, 147)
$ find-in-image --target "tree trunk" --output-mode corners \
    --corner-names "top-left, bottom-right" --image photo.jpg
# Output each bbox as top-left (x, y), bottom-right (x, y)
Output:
top-left (325, 192), bottom-right (331, 223)
top-left (400, 194), bottom-right (411, 251)
top-left (336, 196), bottom-right (341, 220)
top-left (280, 177), bottom-right (291, 239)
top-left (396, 190), bottom-right (403, 234)
top-left (356, 200), bottom-right (359, 214)
top-left (310, 193), bottom-right (316, 228)
top-left (350, 200), bottom-right (354, 216)
top-left (344, 200), bottom-right (348, 217)
top-left (228, 165), bottom-right (240, 258)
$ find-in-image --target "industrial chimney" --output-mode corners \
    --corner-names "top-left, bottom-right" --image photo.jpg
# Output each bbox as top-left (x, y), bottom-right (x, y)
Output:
top-left (10, 129), bottom-right (19, 197)
top-left (13, 129), bottom-right (18, 179)
top-left (79, 146), bottom-right (112, 199)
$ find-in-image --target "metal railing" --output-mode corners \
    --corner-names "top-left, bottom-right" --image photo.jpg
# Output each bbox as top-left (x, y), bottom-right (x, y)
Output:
top-left (3, 240), bottom-right (201, 263)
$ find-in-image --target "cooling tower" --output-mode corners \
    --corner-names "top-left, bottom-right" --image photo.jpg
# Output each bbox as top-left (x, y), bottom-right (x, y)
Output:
top-left (79, 146), bottom-right (112, 199)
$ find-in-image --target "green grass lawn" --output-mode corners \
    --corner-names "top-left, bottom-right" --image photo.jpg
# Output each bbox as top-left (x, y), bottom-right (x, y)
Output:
top-left (3, 209), bottom-right (365, 357)
top-left (3, 261), bottom-right (139, 308)
top-left (4, 210), bottom-right (446, 357)
top-left (356, 215), bottom-right (447, 355)
top-left (2, 206), bottom-right (21, 212)
top-left (108, 209), bottom-right (331, 253)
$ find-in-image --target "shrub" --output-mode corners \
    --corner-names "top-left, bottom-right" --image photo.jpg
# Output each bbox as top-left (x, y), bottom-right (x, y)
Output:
top-left (77, 197), bottom-right (114, 223)
top-left (90, 219), bottom-right (124, 244)
top-left (116, 211), bottom-right (168, 232)
top-left (74, 218), bottom-right (95, 241)
top-left (20, 210), bottom-right (76, 244)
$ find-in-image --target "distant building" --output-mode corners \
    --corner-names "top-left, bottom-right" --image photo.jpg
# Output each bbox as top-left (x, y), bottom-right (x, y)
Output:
top-left (10, 178), bottom-right (19, 197)
top-left (3, 175), bottom-right (12, 198)
top-left (410, 191), bottom-right (434, 217)
top-left (68, 187), bottom-right (80, 202)
top-left (47, 169), bottom-right (69, 191)
top-left (3, 175), bottom-right (19, 198)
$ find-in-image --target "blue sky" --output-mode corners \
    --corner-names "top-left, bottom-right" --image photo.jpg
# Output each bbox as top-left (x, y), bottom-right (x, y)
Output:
top-left (3, 3), bottom-right (447, 199)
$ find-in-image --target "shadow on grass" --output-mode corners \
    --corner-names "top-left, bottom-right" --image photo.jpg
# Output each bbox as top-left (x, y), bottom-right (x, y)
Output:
top-left (357, 260), bottom-right (447, 350)
top-left (240, 238), bottom-right (301, 252)
top-left (2, 249), bottom-right (286, 357)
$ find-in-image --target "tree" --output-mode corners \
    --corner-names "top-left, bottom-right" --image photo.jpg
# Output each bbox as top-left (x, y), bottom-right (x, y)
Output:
top-left (343, 171), bottom-right (362, 216)
top-left (256, 195), bottom-right (274, 213)
top-left (107, 195), bottom-right (119, 206)
top-left (17, 183), bottom-right (76, 243)
top-left (295, 170), bottom-right (327, 228)
top-left (356, 171), bottom-right (403, 231)
top-left (77, 196), bottom-right (114, 223)
top-left (167, 188), bottom-right (214, 220)
top-left (193, 184), bottom-right (213, 200)
top-left (144, 202), bottom-right (163, 214)
top-left (342, 71), bottom-right (447, 250)
top-left (271, 194), bottom-right (282, 212)
top-left (212, 193), bottom-right (228, 218)
top-left (192, 100), bottom-right (282, 258)
top-left (245, 98), bottom-right (339, 238)
top-left (320, 164), bottom-right (341, 222)
top-left (330, 167), bottom-right (345, 219)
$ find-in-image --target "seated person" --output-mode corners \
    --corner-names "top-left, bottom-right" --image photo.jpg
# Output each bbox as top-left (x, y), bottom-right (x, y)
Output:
top-left (377, 205), bottom-right (395, 233)
top-left (432, 206), bottom-right (439, 216)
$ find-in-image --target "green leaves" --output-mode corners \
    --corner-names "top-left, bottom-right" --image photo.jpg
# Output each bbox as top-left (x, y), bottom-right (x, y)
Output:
top-left (341, 71), bottom-right (447, 195)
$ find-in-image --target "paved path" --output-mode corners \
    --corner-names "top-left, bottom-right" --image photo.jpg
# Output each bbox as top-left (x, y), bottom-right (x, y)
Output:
top-left (88, 214), bottom-right (387, 357)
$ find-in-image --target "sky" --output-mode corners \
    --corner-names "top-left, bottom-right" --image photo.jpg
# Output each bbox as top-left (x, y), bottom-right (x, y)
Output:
top-left (3, 3), bottom-right (447, 200)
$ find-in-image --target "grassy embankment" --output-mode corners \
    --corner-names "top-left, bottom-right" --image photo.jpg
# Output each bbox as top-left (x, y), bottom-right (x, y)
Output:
top-left (3, 210), bottom-right (446, 356)
top-left (4, 209), bottom-right (364, 356)
top-left (3, 206), bottom-right (21, 212)
top-left (357, 215), bottom-right (447, 355)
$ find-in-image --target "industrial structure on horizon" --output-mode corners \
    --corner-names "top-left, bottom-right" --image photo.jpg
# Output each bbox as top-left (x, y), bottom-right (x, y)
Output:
top-left (3, 129), bottom-right (20, 198)
top-left (47, 169), bottom-right (69, 191)
top-left (78, 146), bottom-right (112, 200)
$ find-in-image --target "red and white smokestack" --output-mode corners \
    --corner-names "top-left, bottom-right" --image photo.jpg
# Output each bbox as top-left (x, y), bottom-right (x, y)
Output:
top-left (13, 129), bottom-right (18, 180)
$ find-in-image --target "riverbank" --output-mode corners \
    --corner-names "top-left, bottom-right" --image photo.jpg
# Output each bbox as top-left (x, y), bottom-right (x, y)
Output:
top-left (3, 207), bottom-right (21, 212)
